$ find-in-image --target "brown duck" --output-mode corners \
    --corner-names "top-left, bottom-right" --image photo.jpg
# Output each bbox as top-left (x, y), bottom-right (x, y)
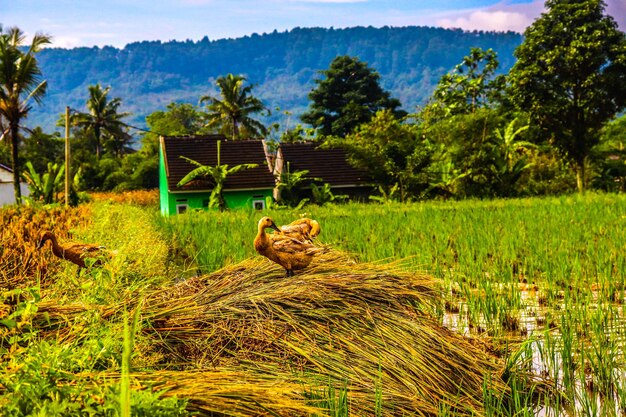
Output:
top-left (280, 218), bottom-right (321, 243)
top-left (254, 217), bottom-right (325, 277)
top-left (37, 231), bottom-right (112, 269)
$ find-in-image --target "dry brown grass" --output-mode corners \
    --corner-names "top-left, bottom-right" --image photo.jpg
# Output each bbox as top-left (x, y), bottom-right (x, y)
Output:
top-left (89, 190), bottom-right (158, 206)
top-left (0, 205), bottom-right (92, 289)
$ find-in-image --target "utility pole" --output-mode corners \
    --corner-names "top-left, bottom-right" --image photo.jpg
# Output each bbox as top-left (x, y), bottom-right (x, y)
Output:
top-left (65, 106), bottom-right (70, 207)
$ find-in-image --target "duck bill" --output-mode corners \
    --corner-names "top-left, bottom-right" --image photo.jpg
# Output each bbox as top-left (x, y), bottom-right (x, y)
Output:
top-left (270, 222), bottom-right (280, 232)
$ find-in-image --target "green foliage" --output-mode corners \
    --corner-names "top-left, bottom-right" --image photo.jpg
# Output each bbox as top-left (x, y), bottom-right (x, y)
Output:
top-left (141, 102), bottom-right (207, 156)
top-left (0, 287), bottom-right (41, 352)
top-left (325, 109), bottom-right (432, 201)
top-left (0, 341), bottom-right (188, 416)
top-left (490, 118), bottom-right (535, 197)
top-left (19, 127), bottom-right (64, 172)
top-left (369, 183), bottom-right (402, 204)
top-left (276, 162), bottom-right (317, 207)
top-left (30, 27), bottom-right (523, 131)
top-left (177, 141), bottom-right (258, 211)
top-left (424, 157), bottom-right (470, 200)
top-left (301, 56), bottom-right (406, 137)
top-left (200, 74), bottom-right (269, 139)
top-left (591, 114), bottom-right (626, 192)
top-left (0, 25), bottom-right (51, 204)
top-left (426, 47), bottom-right (505, 119)
top-left (508, 0), bottom-right (626, 193)
top-left (304, 379), bottom-right (350, 417)
top-left (424, 109), bottom-right (537, 198)
top-left (311, 183), bottom-right (348, 206)
top-left (21, 161), bottom-right (65, 204)
top-left (70, 83), bottom-right (132, 159)
top-left (279, 123), bottom-right (317, 144)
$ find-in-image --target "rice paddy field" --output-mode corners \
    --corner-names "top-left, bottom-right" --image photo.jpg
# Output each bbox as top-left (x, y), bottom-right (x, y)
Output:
top-left (2, 191), bottom-right (626, 416)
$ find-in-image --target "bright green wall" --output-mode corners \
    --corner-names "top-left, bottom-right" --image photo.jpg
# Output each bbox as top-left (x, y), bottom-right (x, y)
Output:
top-left (164, 189), bottom-right (272, 215)
top-left (159, 143), bottom-right (273, 215)
top-left (159, 145), bottom-right (170, 216)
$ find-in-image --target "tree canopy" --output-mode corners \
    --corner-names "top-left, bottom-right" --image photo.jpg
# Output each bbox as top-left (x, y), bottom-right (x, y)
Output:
top-left (71, 84), bottom-right (131, 159)
top-left (508, 0), bottom-right (626, 193)
top-left (301, 56), bottom-right (406, 137)
top-left (425, 48), bottom-right (505, 119)
top-left (200, 74), bottom-right (269, 140)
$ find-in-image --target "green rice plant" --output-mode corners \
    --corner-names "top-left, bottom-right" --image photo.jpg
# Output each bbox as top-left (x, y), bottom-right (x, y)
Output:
top-left (0, 286), bottom-right (41, 353)
top-left (558, 310), bottom-right (576, 395)
top-left (120, 305), bottom-right (141, 417)
top-left (586, 303), bottom-right (620, 397)
top-left (304, 377), bottom-right (350, 417)
top-left (6, 193), bottom-right (626, 416)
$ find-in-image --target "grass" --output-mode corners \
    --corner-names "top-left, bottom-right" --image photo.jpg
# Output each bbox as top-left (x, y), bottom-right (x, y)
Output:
top-left (2, 192), bottom-right (626, 415)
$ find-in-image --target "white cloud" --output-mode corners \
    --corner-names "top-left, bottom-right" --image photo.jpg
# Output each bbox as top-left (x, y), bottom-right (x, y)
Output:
top-left (436, 0), bottom-right (545, 33)
top-left (438, 10), bottom-right (532, 33)
top-left (50, 35), bottom-right (85, 49)
top-left (436, 0), bottom-right (624, 34)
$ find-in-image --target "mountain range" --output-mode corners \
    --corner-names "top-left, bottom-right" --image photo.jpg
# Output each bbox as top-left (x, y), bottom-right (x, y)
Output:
top-left (31, 25), bottom-right (523, 134)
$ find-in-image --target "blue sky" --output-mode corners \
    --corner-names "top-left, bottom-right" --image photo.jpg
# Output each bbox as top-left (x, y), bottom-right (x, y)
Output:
top-left (2, 0), bottom-right (625, 48)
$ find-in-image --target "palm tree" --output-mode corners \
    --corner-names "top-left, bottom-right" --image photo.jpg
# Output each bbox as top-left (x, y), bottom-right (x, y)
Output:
top-left (72, 84), bottom-right (130, 159)
top-left (200, 74), bottom-right (269, 140)
top-left (0, 25), bottom-right (51, 205)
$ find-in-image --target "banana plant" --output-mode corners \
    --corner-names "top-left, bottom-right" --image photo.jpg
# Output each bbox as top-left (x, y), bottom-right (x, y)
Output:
top-left (21, 161), bottom-right (65, 204)
top-left (311, 182), bottom-right (348, 206)
top-left (177, 140), bottom-right (258, 211)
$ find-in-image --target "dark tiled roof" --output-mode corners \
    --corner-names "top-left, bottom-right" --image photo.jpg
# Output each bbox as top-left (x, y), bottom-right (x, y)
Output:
top-left (162, 135), bottom-right (275, 192)
top-left (278, 142), bottom-right (370, 187)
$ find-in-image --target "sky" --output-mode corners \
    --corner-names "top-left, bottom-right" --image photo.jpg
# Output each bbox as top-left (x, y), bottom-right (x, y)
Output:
top-left (2, 0), bottom-right (625, 49)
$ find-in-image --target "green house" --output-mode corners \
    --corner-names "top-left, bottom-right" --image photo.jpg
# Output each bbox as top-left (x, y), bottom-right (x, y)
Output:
top-left (159, 135), bottom-right (276, 215)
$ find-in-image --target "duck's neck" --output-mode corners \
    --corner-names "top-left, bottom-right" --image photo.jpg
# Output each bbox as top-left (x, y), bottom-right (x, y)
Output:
top-left (47, 234), bottom-right (63, 257)
top-left (255, 226), bottom-right (270, 247)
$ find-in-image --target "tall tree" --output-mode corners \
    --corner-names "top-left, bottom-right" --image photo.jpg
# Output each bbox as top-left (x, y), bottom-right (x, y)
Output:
top-left (508, 0), bottom-right (626, 193)
top-left (425, 48), bottom-right (505, 119)
top-left (0, 25), bottom-right (51, 204)
top-left (301, 56), bottom-right (405, 137)
top-left (72, 84), bottom-right (130, 159)
top-left (200, 74), bottom-right (269, 140)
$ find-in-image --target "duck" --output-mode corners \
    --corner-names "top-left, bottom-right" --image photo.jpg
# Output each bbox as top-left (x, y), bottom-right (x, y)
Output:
top-left (36, 231), bottom-right (112, 269)
top-left (254, 217), bottom-right (325, 277)
top-left (280, 218), bottom-right (321, 243)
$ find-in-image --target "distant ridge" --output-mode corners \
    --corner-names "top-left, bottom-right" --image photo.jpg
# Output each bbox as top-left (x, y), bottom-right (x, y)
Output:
top-left (32, 26), bottom-right (522, 132)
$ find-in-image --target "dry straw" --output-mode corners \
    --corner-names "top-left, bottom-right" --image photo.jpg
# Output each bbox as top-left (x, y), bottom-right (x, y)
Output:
top-left (0, 205), bottom-right (90, 289)
top-left (135, 251), bottom-right (508, 415)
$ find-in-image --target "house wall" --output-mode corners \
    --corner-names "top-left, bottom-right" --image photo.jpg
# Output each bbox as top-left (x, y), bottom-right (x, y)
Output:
top-left (159, 147), bottom-right (170, 216)
top-left (0, 168), bottom-right (30, 207)
top-left (163, 189), bottom-right (273, 215)
top-left (159, 139), bottom-right (273, 215)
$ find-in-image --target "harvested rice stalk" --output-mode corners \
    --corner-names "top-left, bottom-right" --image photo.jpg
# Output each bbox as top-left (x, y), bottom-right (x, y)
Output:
top-left (139, 251), bottom-right (506, 416)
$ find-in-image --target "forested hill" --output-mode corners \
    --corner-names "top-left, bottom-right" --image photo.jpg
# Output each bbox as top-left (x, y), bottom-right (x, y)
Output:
top-left (32, 26), bottom-right (523, 131)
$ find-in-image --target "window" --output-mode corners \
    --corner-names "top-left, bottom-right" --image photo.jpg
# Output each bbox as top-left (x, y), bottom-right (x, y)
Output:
top-left (176, 204), bottom-right (188, 214)
top-left (252, 199), bottom-right (265, 210)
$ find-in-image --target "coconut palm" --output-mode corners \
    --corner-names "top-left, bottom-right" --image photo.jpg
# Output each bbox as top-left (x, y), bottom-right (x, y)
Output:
top-left (200, 74), bottom-right (269, 140)
top-left (72, 84), bottom-right (130, 159)
top-left (0, 25), bottom-right (51, 205)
